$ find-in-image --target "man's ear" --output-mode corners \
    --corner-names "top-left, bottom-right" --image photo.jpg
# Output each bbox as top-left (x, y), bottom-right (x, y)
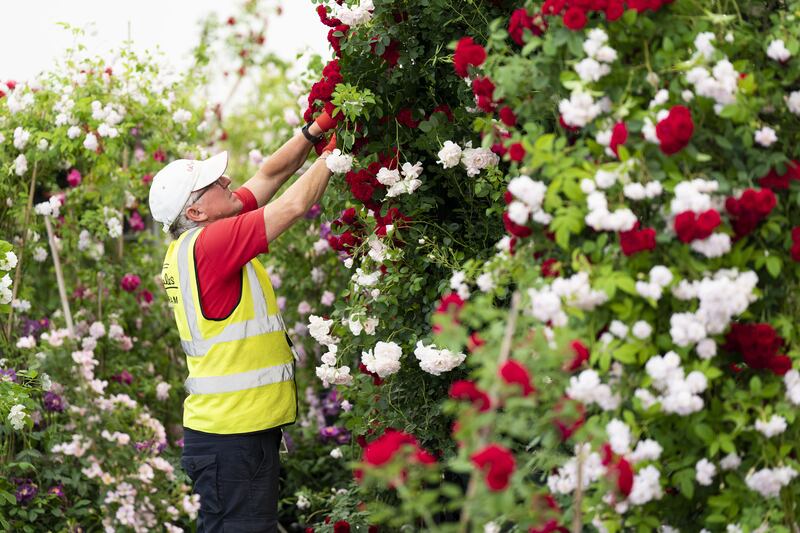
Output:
top-left (185, 203), bottom-right (208, 223)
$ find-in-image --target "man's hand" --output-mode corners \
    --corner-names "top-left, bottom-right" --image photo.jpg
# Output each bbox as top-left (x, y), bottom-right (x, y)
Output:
top-left (314, 133), bottom-right (337, 156)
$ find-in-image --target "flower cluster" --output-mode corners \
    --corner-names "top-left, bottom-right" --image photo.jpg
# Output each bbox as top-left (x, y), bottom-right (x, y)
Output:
top-left (436, 140), bottom-right (499, 178)
top-left (724, 188), bottom-right (776, 238)
top-left (638, 351), bottom-right (708, 415)
top-left (724, 322), bottom-right (791, 375)
top-left (574, 29), bottom-right (617, 83)
top-left (413, 341), bottom-right (466, 376)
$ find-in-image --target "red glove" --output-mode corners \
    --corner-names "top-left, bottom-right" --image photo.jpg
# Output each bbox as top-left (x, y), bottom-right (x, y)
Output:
top-left (315, 132), bottom-right (337, 156)
top-left (314, 110), bottom-right (338, 133)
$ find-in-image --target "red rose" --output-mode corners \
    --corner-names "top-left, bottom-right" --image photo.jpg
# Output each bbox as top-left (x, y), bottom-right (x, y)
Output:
top-left (372, 39), bottom-right (400, 67)
top-left (609, 122), bottom-right (628, 156)
top-left (471, 76), bottom-right (497, 113)
top-left (503, 211), bottom-right (533, 238)
top-left (453, 37), bottom-right (486, 77)
top-left (499, 359), bottom-right (535, 396)
top-left (768, 355), bottom-right (792, 376)
top-left (541, 258), bottom-right (560, 277)
top-left (614, 457), bottom-right (634, 496)
top-left (562, 7), bottom-right (587, 30)
top-left (317, 5), bottom-right (341, 27)
top-left (673, 210), bottom-right (720, 242)
top-left (508, 8), bottom-right (545, 46)
top-left (363, 430), bottom-right (418, 466)
top-left (333, 521), bottom-right (351, 533)
top-left (619, 223), bottom-right (656, 255)
top-left (656, 105), bottom-right (694, 155)
top-left (725, 188), bottom-right (776, 238)
top-left (471, 444), bottom-right (516, 491)
top-left (604, 0), bottom-right (625, 20)
top-left (350, 181), bottom-right (375, 203)
top-left (628, 0), bottom-right (674, 13)
top-left (758, 160), bottom-right (800, 190)
top-left (467, 331), bottom-right (487, 352)
top-left (436, 293), bottom-right (465, 315)
top-left (565, 340), bottom-right (590, 372)
top-left (498, 106), bottom-right (517, 127)
top-left (413, 448), bottom-right (437, 465)
top-left (396, 108), bottom-right (420, 128)
top-left (449, 380), bottom-right (492, 412)
top-left (509, 142), bottom-right (526, 162)
top-left (725, 322), bottom-right (788, 375)
top-left (695, 209), bottom-right (721, 239)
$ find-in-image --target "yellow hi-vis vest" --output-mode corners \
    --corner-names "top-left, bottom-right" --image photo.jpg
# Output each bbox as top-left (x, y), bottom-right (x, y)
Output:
top-left (161, 227), bottom-right (297, 434)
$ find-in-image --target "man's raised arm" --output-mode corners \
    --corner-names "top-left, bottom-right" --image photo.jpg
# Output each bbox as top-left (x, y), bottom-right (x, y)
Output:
top-left (242, 112), bottom-right (337, 207)
top-left (259, 151), bottom-right (334, 244)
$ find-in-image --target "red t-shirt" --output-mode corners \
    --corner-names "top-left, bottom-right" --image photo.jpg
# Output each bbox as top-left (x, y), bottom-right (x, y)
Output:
top-left (194, 187), bottom-right (268, 320)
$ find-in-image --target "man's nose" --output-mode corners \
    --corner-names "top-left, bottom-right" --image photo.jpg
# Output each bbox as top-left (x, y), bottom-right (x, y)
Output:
top-left (220, 176), bottom-right (232, 188)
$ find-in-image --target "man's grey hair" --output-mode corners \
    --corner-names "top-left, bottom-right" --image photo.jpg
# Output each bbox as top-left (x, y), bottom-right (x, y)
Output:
top-left (168, 189), bottom-right (204, 240)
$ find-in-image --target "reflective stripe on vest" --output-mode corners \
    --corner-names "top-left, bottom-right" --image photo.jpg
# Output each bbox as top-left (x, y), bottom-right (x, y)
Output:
top-left (184, 361), bottom-right (294, 395)
top-left (176, 228), bottom-right (285, 357)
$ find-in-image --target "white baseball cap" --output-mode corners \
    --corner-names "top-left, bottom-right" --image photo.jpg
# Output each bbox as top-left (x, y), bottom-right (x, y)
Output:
top-left (148, 151), bottom-right (229, 232)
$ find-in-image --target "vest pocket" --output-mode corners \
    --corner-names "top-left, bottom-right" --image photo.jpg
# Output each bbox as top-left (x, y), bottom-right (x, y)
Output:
top-left (181, 454), bottom-right (220, 515)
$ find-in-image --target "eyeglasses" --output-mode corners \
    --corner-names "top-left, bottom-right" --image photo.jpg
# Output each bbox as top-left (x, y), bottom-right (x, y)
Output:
top-left (193, 177), bottom-right (224, 203)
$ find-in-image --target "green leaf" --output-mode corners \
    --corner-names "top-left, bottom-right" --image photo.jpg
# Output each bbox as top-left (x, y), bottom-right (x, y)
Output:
top-left (613, 343), bottom-right (638, 364)
top-left (674, 469), bottom-right (695, 499)
top-left (749, 375), bottom-right (762, 394)
top-left (718, 434), bottom-right (736, 454)
top-left (765, 255), bottom-right (782, 278)
top-left (694, 423), bottom-right (714, 444)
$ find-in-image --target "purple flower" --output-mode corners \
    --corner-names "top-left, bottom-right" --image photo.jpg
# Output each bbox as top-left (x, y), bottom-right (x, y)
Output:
top-left (14, 478), bottom-right (38, 504)
top-left (110, 370), bottom-right (133, 385)
top-left (321, 389), bottom-right (341, 417)
top-left (21, 318), bottom-right (46, 337)
top-left (304, 203), bottom-right (322, 219)
top-left (335, 428), bottom-right (351, 445)
top-left (319, 425), bottom-right (350, 444)
top-left (43, 391), bottom-right (64, 412)
top-left (0, 368), bottom-right (17, 382)
top-left (175, 438), bottom-right (184, 449)
top-left (319, 425), bottom-right (341, 442)
top-left (47, 484), bottom-right (65, 499)
top-left (319, 222), bottom-right (332, 239)
top-left (120, 274), bottom-right (141, 292)
top-left (67, 169), bottom-right (82, 187)
top-left (31, 410), bottom-right (46, 431)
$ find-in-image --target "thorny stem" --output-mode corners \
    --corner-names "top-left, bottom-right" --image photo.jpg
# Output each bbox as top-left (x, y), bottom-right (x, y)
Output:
top-left (572, 445), bottom-right (585, 533)
top-left (458, 291), bottom-right (522, 532)
top-left (5, 161), bottom-right (39, 339)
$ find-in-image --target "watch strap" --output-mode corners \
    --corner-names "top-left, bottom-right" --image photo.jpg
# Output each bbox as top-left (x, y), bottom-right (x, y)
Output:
top-left (301, 121), bottom-right (324, 144)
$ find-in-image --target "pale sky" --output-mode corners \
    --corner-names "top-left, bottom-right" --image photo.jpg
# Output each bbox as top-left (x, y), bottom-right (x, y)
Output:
top-left (2, 0), bottom-right (330, 101)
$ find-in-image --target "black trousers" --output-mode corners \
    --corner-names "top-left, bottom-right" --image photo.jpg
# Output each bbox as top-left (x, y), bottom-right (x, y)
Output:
top-left (181, 426), bottom-right (282, 533)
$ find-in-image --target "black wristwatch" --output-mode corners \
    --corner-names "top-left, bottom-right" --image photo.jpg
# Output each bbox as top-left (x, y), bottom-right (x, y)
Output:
top-left (301, 121), bottom-right (324, 144)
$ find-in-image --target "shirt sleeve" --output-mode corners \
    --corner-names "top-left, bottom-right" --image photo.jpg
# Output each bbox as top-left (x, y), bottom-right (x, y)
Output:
top-left (233, 186), bottom-right (258, 213)
top-left (194, 204), bottom-right (269, 279)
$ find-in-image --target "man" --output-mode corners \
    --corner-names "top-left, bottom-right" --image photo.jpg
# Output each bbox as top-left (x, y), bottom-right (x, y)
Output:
top-left (148, 111), bottom-right (337, 532)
